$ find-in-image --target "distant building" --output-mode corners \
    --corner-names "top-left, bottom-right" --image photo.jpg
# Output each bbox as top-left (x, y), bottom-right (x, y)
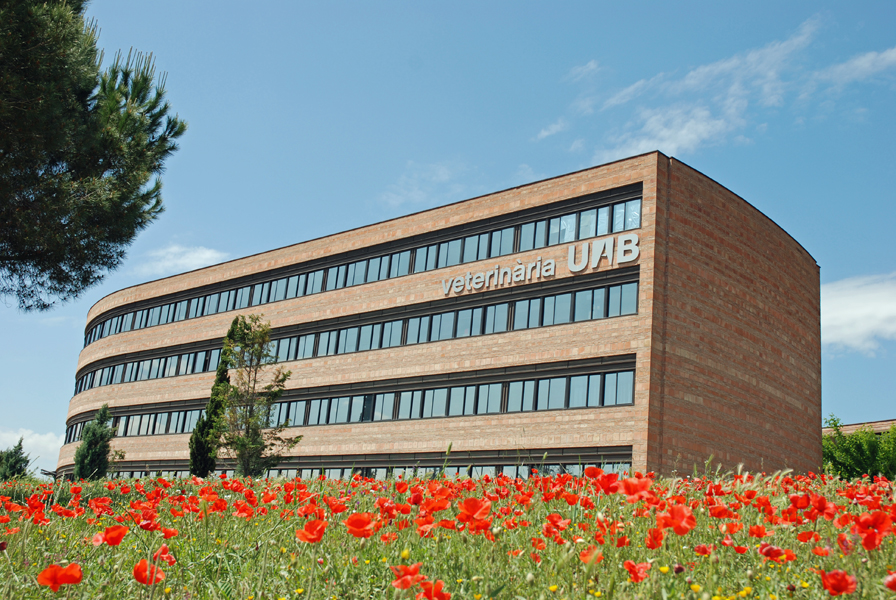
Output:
top-left (823, 419), bottom-right (896, 436)
top-left (59, 152), bottom-right (821, 478)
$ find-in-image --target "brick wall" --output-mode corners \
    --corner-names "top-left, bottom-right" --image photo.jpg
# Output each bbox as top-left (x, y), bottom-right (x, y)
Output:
top-left (647, 156), bottom-right (821, 474)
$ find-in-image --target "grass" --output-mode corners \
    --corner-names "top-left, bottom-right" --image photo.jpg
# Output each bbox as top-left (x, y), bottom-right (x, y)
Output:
top-left (1, 468), bottom-right (894, 599)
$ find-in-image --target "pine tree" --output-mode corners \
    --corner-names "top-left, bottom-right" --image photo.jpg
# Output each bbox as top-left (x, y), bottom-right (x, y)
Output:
top-left (73, 405), bottom-right (116, 480)
top-left (0, 437), bottom-right (31, 480)
top-left (189, 317), bottom-right (239, 477)
top-left (0, 1), bottom-right (187, 311)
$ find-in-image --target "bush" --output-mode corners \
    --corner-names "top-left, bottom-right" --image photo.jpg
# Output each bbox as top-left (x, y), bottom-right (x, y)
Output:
top-left (822, 414), bottom-right (896, 479)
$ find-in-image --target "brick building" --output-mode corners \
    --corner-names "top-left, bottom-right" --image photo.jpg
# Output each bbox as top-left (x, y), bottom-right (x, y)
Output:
top-left (58, 152), bottom-right (822, 478)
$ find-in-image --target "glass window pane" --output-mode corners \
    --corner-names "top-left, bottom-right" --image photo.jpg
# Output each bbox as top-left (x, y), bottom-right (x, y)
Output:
top-left (597, 206), bottom-right (610, 236)
top-left (603, 373), bottom-right (618, 406)
top-left (410, 391), bottom-right (422, 419)
top-left (500, 227), bottom-right (514, 255)
top-left (445, 239), bottom-right (461, 266)
top-left (536, 380), bottom-right (550, 411)
top-left (612, 203), bottom-right (626, 233)
top-left (432, 388), bottom-right (448, 417)
top-left (569, 376), bottom-right (588, 408)
top-left (534, 221), bottom-right (547, 249)
top-left (236, 287), bottom-right (251, 309)
top-left (554, 293), bottom-right (571, 325)
top-left (286, 276), bottom-right (299, 298)
top-left (391, 251), bottom-right (411, 277)
top-left (308, 270), bottom-right (324, 294)
top-left (617, 371), bottom-right (634, 404)
top-left (548, 377), bottom-right (567, 409)
top-left (398, 392), bottom-right (412, 419)
top-left (574, 290), bottom-right (593, 322)
top-left (464, 386), bottom-right (477, 415)
top-left (477, 233), bottom-right (489, 260)
top-left (507, 381), bottom-right (523, 412)
top-left (470, 307), bottom-right (483, 336)
top-left (587, 375), bottom-right (602, 407)
top-left (548, 218), bottom-right (561, 246)
top-left (277, 339), bottom-right (290, 362)
top-left (273, 279), bottom-right (288, 301)
top-left (620, 283), bottom-right (638, 315)
top-left (425, 245), bottom-right (437, 271)
top-left (494, 303), bottom-right (508, 333)
top-left (489, 230), bottom-right (502, 258)
top-left (522, 380), bottom-right (536, 411)
top-left (513, 300), bottom-right (529, 330)
top-left (367, 257), bottom-right (381, 283)
top-left (448, 387), bottom-right (465, 416)
top-left (439, 312), bottom-right (454, 340)
top-left (349, 396), bottom-right (363, 422)
top-left (528, 298), bottom-right (541, 328)
top-left (455, 309), bottom-right (472, 338)
top-left (579, 209), bottom-right (597, 239)
top-left (307, 400), bottom-right (321, 425)
top-left (593, 288), bottom-right (607, 319)
top-left (541, 296), bottom-right (554, 326)
top-left (406, 318), bottom-right (420, 344)
top-left (383, 320), bottom-right (403, 347)
top-left (463, 235), bottom-right (480, 263)
top-left (625, 199), bottom-right (641, 230)
top-left (414, 247), bottom-right (427, 273)
top-left (422, 390), bottom-right (434, 418)
top-left (559, 214), bottom-right (577, 243)
top-left (608, 285), bottom-right (622, 317)
top-left (358, 324), bottom-right (373, 351)
top-left (519, 223), bottom-right (535, 252)
top-left (352, 261), bottom-right (367, 286)
top-left (379, 256), bottom-right (391, 281)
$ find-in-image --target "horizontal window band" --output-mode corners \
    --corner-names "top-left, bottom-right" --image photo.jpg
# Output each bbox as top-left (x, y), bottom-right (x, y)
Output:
top-left (66, 354), bottom-right (636, 427)
top-left (56, 445), bottom-right (633, 477)
top-left (75, 266), bottom-right (639, 379)
top-left (84, 184), bottom-right (642, 335)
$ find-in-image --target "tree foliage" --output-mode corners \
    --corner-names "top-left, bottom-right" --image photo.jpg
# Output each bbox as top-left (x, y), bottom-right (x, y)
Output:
top-left (189, 317), bottom-right (240, 477)
top-left (822, 415), bottom-right (896, 480)
top-left (0, 437), bottom-right (31, 480)
top-left (0, 0), bottom-right (187, 311)
top-left (217, 315), bottom-right (300, 477)
top-left (73, 404), bottom-right (117, 480)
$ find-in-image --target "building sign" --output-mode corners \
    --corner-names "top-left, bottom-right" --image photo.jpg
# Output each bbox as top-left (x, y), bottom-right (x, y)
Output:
top-left (441, 234), bottom-right (639, 296)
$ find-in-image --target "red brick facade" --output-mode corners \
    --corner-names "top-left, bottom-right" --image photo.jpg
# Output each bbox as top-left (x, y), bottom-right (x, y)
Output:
top-left (58, 152), bottom-right (821, 476)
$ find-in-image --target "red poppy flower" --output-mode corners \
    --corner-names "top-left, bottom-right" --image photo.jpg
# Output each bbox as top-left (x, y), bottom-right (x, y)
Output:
top-left (390, 562), bottom-right (426, 589)
top-left (416, 579), bottom-right (451, 600)
top-left (645, 527), bottom-right (664, 549)
top-left (578, 545), bottom-right (603, 564)
top-left (797, 531), bottom-right (820, 543)
top-left (621, 477), bottom-right (653, 503)
top-left (819, 569), bottom-right (857, 596)
top-left (343, 512), bottom-right (377, 538)
top-left (457, 498), bottom-right (492, 522)
top-left (748, 525), bottom-right (773, 538)
top-left (812, 546), bottom-right (830, 556)
top-left (624, 560), bottom-right (650, 583)
top-left (657, 504), bottom-right (696, 535)
top-left (758, 543), bottom-right (785, 561)
top-left (583, 466), bottom-right (604, 479)
top-left (694, 544), bottom-right (715, 556)
top-left (37, 564), bottom-right (82, 592)
top-left (884, 571), bottom-right (896, 592)
top-left (295, 519), bottom-right (327, 543)
top-left (162, 527), bottom-right (179, 539)
top-left (153, 544), bottom-right (176, 566)
top-left (133, 559), bottom-right (165, 585)
top-left (92, 525), bottom-right (129, 547)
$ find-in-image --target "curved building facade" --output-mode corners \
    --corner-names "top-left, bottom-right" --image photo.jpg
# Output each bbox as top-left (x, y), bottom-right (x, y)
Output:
top-left (58, 152), bottom-right (822, 478)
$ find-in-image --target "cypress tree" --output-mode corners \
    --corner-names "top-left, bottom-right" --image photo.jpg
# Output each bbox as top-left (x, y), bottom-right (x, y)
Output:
top-left (0, 437), bottom-right (31, 480)
top-left (189, 317), bottom-right (240, 477)
top-left (73, 405), bottom-right (115, 480)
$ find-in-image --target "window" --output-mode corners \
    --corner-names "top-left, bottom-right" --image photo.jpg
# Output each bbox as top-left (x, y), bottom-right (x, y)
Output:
top-left (477, 383), bottom-right (502, 414)
top-left (437, 239), bottom-right (462, 268)
top-left (484, 303), bottom-right (508, 334)
top-left (414, 245), bottom-right (438, 273)
top-left (390, 251), bottom-right (411, 278)
top-left (489, 227), bottom-right (515, 258)
top-left (462, 233), bottom-right (489, 263)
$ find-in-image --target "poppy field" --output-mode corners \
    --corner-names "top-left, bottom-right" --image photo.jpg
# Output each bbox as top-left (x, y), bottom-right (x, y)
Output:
top-left (1, 468), bottom-right (895, 599)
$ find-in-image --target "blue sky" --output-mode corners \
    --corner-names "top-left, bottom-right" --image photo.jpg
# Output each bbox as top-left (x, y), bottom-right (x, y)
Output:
top-left (3, 2), bottom-right (895, 473)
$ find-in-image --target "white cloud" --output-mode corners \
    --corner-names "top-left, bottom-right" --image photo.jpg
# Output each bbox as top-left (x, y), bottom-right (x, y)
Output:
top-left (134, 244), bottom-right (229, 277)
top-left (602, 75), bottom-right (663, 110)
top-left (535, 117), bottom-right (569, 140)
top-left (568, 139), bottom-right (585, 152)
top-left (566, 59), bottom-right (599, 82)
top-left (812, 45), bottom-right (896, 87)
top-left (379, 161), bottom-right (470, 209)
top-left (596, 105), bottom-right (735, 163)
top-left (821, 271), bottom-right (896, 354)
top-left (0, 429), bottom-right (64, 476)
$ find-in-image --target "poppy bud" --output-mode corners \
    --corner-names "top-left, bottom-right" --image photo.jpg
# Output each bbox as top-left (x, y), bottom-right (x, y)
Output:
top-left (674, 564), bottom-right (685, 574)
top-left (526, 572), bottom-right (536, 584)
